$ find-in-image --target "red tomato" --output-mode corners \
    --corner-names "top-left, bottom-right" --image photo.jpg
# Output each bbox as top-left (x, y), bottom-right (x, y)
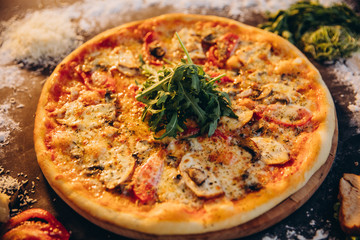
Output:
top-left (209, 73), bottom-right (234, 84)
top-left (206, 33), bottom-right (239, 68)
top-left (2, 208), bottom-right (70, 240)
top-left (132, 150), bottom-right (165, 203)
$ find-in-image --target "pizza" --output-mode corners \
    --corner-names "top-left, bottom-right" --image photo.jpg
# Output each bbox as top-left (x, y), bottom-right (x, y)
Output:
top-left (34, 13), bottom-right (336, 237)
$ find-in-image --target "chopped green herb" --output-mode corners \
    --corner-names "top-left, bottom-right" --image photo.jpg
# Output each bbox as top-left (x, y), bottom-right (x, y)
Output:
top-left (136, 33), bottom-right (237, 140)
top-left (259, 0), bottom-right (360, 62)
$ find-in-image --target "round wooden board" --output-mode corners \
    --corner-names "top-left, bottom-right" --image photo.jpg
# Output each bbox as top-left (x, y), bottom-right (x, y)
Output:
top-left (95, 117), bottom-right (338, 240)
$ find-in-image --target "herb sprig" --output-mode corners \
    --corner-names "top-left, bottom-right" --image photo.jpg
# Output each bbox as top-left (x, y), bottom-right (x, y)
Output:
top-left (136, 33), bottom-right (237, 140)
top-left (259, 0), bottom-right (360, 61)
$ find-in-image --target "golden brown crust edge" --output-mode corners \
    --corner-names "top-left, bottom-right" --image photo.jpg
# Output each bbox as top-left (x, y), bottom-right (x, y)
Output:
top-left (33, 13), bottom-right (336, 235)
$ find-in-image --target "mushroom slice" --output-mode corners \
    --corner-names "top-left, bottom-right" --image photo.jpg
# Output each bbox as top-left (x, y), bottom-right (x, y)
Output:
top-left (180, 153), bottom-right (224, 198)
top-left (258, 83), bottom-right (298, 104)
top-left (238, 88), bottom-right (254, 98)
top-left (269, 93), bottom-right (290, 104)
top-left (99, 147), bottom-right (136, 189)
top-left (251, 137), bottom-right (290, 165)
top-left (255, 87), bottom-right (272, 100)
top-left (111, 65), bottom-right (139, 77)
top-left (236, 137), bottom-right (261, 162)
top-left (219, 106), bottom-right (253, 131)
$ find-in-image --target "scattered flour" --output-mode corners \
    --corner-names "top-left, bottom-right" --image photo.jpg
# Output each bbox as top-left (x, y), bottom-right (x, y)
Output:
top-left (331, 52), bottom-right (360, 132)
top-left (262, 236), bottom-right (279, 240)
top-left (310, 219), bottom-right (316, 226)
top-left (0, 66), bottom-right (26, 88)
top-left (313, 229), bottom-right (329, 240)
top-left (282, 225), bottom-right (329, 240)
top-left (0, 102), bottom-right (19, 150)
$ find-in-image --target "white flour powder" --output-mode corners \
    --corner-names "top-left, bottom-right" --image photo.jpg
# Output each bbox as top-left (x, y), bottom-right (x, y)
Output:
top-left (331, 52), bottom-right (360, 132)
top-left (0, 103), bottom-right (19, 150)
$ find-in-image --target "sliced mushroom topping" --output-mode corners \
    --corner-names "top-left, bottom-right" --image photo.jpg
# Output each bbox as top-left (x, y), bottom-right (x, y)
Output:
top-left (186, 168), bottom-right (207, 186)
top-left (237, 88), bottom-right (254, 98)
top-left (219, 106), bottom-right (253, 131)
top-left (235, 137), bottom-right (261, 162)
top-left (110, 65), bottom-right (139, 77)
top-left (165, 155), bottom-right (180, 168)
top-left (256, 83), bottom-right (298, 104)
top-left (149, 44), bottom-right (166, 59)
top-left (180, 153), bottom-right (224, 198)
top-left (201, 33), bottom-right (216, 52)
top-left (251, 137), bottom-right (290, 165)
top-left (255, 86), bottom-right (272, 100)
top-left (85, 165), bottom-right (104, 177)
top-left (245, 182), bottom-right (263, 193)
top-left (99, 148), bottom-right (136, 189)
top-left (101, 165), bottom-right (135, 190)
top-left (269, 93), bottom-right (290, 104)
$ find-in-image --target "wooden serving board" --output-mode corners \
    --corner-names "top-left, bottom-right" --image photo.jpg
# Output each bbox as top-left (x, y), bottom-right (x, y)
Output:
top-left (105, 119), bottom-right (338, 240)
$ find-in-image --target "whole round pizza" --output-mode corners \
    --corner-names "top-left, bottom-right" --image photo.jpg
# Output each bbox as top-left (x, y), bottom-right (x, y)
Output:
top-left (34, 13), bottom-right (336, 237)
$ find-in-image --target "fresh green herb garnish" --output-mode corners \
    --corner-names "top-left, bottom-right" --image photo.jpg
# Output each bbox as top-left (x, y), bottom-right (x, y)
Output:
top-left (301, 25), bottom-right (359, 61)
top-left (136, 33), bottom-right (237, 140)
top-left (259, 0), bottom-right (360, 61)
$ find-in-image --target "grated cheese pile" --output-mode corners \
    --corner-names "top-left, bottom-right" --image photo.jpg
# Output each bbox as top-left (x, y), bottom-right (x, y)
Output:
top-left (0, 174), bottom-right (20, 196)
top-left (0, 9), bottom-right (83, 70)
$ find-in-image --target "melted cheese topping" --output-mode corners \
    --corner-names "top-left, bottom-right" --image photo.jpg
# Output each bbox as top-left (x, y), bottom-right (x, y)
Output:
top-left (57, 102), bottom-right (116, 130)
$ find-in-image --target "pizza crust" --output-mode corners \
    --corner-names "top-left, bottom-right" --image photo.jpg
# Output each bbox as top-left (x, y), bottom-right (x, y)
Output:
top-left (34, 13), bottom-right (336, 236)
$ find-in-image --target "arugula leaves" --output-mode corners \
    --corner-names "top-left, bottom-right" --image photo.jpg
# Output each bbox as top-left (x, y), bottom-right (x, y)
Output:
top-left (259, 0), bottom-right (360, 61)
top-left (136, 33), bottom-right (237, 139)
